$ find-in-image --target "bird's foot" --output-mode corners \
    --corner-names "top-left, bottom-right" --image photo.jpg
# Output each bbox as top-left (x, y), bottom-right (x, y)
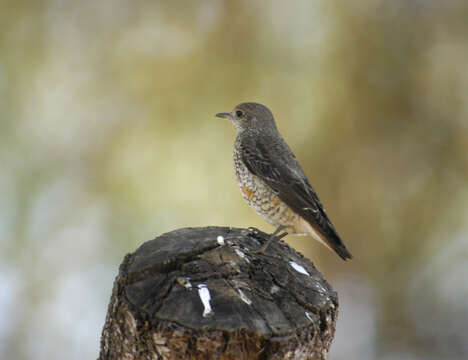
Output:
top-left (252, 229), bottom-right (288, 256)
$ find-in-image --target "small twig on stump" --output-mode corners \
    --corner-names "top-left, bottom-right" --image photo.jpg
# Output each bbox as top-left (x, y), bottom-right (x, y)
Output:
top-left (99, 226), bottom-right (339, 360)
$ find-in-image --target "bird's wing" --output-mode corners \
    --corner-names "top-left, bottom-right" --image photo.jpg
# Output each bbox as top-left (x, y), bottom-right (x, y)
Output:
top-left (240, 134), bottom-right (352, 260)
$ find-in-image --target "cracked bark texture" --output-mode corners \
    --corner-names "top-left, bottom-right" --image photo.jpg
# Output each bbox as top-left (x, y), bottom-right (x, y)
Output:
top-left (99, 226), bottom-right (338, 360)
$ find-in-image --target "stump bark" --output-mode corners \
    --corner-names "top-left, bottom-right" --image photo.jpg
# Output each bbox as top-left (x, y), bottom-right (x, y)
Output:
top-left (99, 226), bottom-right (339, 360)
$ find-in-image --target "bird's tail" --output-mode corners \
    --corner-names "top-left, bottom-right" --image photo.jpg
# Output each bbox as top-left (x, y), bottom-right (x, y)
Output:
top-left (303, 222), bottom-right (353, 261)
top-left (324, 234), bottom-right (353, 261)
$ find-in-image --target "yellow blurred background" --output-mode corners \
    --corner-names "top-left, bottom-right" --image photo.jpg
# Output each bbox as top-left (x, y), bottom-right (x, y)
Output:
top-left (1, 1), bottom-right (468, 359)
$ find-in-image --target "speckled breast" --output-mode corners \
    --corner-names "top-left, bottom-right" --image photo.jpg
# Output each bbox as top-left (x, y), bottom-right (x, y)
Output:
top-left (233, 139), bottom-right (301, 231)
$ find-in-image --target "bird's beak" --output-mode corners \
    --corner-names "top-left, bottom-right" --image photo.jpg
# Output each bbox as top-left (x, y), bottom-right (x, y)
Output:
top-left (216, 112), bottom-right (232, 119)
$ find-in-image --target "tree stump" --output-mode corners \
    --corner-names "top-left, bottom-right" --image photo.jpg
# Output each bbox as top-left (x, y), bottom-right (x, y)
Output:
top-left (99, 226), bottom-right (339, 360)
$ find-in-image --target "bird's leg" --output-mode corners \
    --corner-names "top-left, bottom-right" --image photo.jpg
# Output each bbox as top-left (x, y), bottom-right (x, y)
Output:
top-left (254, 225), bottom-right (288, 254)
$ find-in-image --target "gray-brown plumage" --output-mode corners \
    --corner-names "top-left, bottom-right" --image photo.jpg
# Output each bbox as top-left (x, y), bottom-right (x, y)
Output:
top-left (216, 102), bottom-right (352, 260)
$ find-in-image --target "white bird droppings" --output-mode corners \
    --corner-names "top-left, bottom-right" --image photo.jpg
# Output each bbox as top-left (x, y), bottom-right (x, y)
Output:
top-left (313, 282), bottom-right (327, 294)
top-left (270, 285), bottom-right (280, 294)
top-left (217, 235), bottom-right (225, 245)
top-left (305, 311), bottom-right (314, 322)
top-left (238, 289), bottom-right (252, 305)
top-left (235, 249), bottom-right (250, 262)
top-left (289, 261), bottom-right (310, 276)
top-left (198, 284), bottom-right (213, 317)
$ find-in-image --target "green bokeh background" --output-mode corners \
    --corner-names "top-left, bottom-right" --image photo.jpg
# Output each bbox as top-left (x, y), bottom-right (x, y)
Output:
top-left (1, 1), bottom-right (468, 359)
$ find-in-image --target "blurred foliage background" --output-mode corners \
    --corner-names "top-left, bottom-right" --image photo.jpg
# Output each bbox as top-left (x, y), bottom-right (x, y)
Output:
top-left (1, 1), bottom-right (468, 359)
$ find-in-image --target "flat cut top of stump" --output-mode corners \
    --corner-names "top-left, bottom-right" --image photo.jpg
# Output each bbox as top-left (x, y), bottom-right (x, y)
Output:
top-left (123, 226), bottom-right (337, 336)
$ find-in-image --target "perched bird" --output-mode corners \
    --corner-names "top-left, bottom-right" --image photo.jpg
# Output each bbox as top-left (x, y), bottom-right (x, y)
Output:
top-left (216, 102), bottom-right (352, 260)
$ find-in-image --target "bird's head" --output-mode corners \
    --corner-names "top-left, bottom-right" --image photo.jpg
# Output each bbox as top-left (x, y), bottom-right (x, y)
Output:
top-left (216, 102), bottom-right (277, 133)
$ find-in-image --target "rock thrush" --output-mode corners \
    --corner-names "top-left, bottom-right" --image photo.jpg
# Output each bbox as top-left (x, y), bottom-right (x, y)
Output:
top-left (216, 102), bottom-right (352, 260)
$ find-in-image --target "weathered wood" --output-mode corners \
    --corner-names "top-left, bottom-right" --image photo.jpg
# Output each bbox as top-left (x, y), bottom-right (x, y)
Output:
top-left (99, 226), bottom-right (338, 360)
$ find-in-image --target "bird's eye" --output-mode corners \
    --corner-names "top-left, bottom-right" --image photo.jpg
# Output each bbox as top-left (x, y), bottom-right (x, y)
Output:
top-left (235, 110), bottom-right (244, 118)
